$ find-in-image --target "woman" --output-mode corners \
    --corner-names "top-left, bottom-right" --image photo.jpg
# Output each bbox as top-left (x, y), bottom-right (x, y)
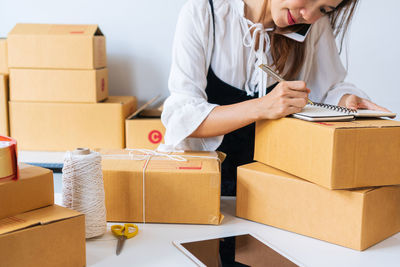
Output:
top-left (160, 0), bottom-right (390, 195)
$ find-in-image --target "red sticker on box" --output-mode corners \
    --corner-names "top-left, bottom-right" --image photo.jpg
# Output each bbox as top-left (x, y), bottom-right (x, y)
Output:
top-left (148, 130), bottom-right (162, 144)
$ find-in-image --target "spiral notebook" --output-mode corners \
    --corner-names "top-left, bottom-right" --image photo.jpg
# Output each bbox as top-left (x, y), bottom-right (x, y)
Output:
top-left (292, 103), bottom-right (397, 122)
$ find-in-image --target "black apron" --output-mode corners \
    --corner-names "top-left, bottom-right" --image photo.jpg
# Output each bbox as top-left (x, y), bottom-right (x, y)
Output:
top-left (206, 0), bottom-right (276, 196)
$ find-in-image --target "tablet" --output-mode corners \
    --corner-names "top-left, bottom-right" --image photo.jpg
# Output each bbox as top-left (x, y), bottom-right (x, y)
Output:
top-left (173, 232), bottom-right (303, 267)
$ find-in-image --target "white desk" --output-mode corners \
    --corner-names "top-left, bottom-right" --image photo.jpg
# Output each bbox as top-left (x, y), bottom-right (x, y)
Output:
top-left (29, 152), bottom-right (400, 267)
top-left (53, 195), bottom-right (400, 267)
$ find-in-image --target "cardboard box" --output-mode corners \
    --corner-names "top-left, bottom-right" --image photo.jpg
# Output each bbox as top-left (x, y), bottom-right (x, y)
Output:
top-left (0, 38), bottom-right (7, 74)
top-left (0, 163), bottom-right (54, 219)
top-left (8, 23), bottom-right (106, 69)
top-left (236, 162), bottom-right (400, 251)
top-left (10, 68), bottom-right (108, 103)
top-left (9, 96), bottom-right (136, 151)
top-left (0, 205), bottom-right (86, 267)
top-left (0, 74), bottom-right (8, 136)
top-left (254, 118), bottom-right (400, 189)
top-left (126, 107), bottom-right (165, 149)
top-left (100, 149), bottom-right (223, 224)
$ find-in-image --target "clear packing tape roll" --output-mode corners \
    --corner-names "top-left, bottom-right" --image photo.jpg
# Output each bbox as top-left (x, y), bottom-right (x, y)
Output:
top-left (0, 136), bottom-right (18, 182)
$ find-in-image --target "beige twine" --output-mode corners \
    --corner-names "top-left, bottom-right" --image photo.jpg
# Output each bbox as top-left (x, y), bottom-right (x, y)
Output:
top-left (62, 150), bottom-right (107, 238)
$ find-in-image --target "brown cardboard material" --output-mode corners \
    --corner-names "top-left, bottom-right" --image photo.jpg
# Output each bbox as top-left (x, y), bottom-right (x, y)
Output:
top-left (0, 74), bottom-right (8, 136)
top-left (0, 163), bottom-right (54, 219)
top-left (9, 96), bottom-right (136, 151)
top-left (254, 118), bottom-right (400, 189)
top-left (10, 68), bottom-right (108, 103)
top-left (100, 149), bottom-right (223, 224)
top-left (236, 162), bottom-right (400, 251)
top-left (8, 23), bottom-right (106, 69)
top-left (0, 38), bottom-right (7, 74)
top-left (0, 205), bottom-right (86, 267)
top-left (126, 106), bottom-right (165, 149)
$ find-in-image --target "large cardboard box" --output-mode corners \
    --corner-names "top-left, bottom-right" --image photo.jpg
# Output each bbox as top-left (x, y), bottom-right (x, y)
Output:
top-left (8, 23), bottom-right (106, 69)
top-left (9, 96), bottom-right (136, 151)
top-left (126, 107), bottom-right (165, 149)
top-left (10, 68), bottom-right (108, 103)
top-left (0, 163), bottom-right (54, 219)
top-left (100, 149), bottom-right (223, 224)
top-left (0, 205), bottom-right (86, 267)
top-left (254, 118), bottom-right (400, 189)
top-left (236, 162), bottom-right (400, 251)
top-left (0, 74), bottom-right (8, 136)
top-left (0, 38), bottom-right (7, 74)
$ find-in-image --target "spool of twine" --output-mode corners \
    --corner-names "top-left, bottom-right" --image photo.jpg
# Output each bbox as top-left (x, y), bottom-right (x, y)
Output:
top-left (62, 148), bottom-right (107, 238)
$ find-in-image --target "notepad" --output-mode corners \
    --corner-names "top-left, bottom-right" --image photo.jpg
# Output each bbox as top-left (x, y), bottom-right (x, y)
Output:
top-left (292, 103), bottom-right (397, 122)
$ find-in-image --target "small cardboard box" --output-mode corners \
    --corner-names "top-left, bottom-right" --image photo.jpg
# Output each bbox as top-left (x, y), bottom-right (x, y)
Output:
top-left (0, 38), bottom-right (7, 74)
top-left (0, 205), bottom-right (86, 267)
top-left (126, 106), bottom-right (165, 149)
top-left (100, 149), bottom-right (223, 224)
top-left (10, 68), bottom-right (108, 103)
top-left (9, 96), bottom-right (136, 151)
top-left (8, 23), bottom-right (106, 69)
top-left (0, 163), bottom-right (54, 219)
top-left (236, 162), bottom-right (400, 251)
top-left (0, 74), bottom-right (8, 136)
top-left (254, 118), bottom-right (400, 189)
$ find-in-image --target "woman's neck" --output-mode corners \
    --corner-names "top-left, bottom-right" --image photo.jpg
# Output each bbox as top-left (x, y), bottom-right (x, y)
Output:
top-left (243, 0), bottom-right (274, 28)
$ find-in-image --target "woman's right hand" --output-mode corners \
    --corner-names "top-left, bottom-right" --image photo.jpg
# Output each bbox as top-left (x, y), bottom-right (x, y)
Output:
top-left (256, 81), bottom-right (310, 120)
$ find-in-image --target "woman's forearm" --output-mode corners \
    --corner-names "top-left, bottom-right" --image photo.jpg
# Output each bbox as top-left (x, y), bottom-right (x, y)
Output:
top-left (190, 98), bottom-right (262, 138)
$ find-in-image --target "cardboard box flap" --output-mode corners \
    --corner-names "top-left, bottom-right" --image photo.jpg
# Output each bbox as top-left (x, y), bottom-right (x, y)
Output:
top-left (9, 23), bottom-right (102, 36)
top-left (0, 205), bottom-right (82, 236)
top-left (99, 149), bottom-right (221, 173)
top-left (16, 162), bottom-right (52, 179)
top-left (309, 119), bottom-right (400, 129)
top-left (127, 95), bottom-right (163, 120)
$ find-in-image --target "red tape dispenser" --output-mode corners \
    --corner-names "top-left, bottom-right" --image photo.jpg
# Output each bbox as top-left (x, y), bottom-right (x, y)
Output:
top-left (0, 136), bottom-right (18, 182)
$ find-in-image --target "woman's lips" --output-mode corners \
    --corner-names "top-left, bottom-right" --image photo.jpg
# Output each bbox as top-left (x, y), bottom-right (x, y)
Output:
top-left (287, 10), bottom-right (296, 25)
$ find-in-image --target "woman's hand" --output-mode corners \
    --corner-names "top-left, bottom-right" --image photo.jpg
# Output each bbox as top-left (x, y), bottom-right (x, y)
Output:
top-left (338, 94), bottom-right (391, 112)
top-left (256, 81), bottom-right (310, 120)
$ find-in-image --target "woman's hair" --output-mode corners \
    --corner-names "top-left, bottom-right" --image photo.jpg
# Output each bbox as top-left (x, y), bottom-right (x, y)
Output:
top-left (259, 0), bottom-right (359, 80)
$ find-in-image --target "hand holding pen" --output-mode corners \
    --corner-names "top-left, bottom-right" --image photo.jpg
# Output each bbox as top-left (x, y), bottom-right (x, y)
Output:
top-left (253, 64), bottom-right (310, 120)
top-left (259, 64), bottom-right (313, 105)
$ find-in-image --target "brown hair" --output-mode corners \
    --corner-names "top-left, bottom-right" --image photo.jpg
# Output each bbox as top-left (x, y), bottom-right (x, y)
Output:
top-left (258, 0), bottom-right (359, 80)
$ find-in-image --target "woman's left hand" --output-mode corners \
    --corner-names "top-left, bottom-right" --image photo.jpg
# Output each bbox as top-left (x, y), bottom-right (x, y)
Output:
top-left (338, 94), bottom-right (391, 112)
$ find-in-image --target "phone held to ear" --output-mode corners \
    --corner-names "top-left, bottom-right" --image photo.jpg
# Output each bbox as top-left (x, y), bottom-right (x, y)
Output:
top-left (282, 24), bottom-right (312, 42)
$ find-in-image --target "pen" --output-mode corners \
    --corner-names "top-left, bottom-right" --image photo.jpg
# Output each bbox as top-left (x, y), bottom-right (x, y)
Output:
top-left (258, 64), bottom-right (314, 105)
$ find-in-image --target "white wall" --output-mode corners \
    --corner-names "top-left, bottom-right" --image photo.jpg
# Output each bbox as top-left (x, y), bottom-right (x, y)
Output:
top-left (1, 0), bottom-right (399, 116)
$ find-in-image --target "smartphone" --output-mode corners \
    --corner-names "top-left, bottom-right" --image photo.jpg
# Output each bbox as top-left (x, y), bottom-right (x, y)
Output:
top-left (283, 24), bottom-right (312, 42)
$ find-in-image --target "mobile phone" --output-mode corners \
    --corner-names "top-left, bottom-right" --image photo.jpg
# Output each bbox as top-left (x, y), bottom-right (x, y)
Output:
top-left (283, 24), bottom-right (312, 42)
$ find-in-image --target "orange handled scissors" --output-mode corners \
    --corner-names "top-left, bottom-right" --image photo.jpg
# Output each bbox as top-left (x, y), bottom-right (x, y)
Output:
top-left (111, 223), bottom-right (139, 255)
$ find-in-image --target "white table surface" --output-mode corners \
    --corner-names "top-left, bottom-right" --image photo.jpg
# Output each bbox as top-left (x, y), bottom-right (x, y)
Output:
top-left (54, 194), bottom-right (400, 267)
top-left (25, 152), bottom-right (400, 267)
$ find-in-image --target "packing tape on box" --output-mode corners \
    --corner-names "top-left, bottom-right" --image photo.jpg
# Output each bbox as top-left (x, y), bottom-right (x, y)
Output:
top-left (0, 136), bottom-right (18, 182)
top-left (102, 149), bottom-right (222, 223)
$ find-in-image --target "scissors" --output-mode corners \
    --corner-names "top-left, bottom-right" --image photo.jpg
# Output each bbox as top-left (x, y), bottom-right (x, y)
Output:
top-left (111, 223), bottom-right (139, 255)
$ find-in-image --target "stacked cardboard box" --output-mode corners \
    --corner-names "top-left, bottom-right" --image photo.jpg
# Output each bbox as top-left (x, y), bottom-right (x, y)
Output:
top-left (0, 39), bottom-right (8, 136)
top-left (237, 118), bottom-right (400, 251)
top-left (0, 163), bottom-right (86, 266)
top-left (7, 24), bottom-right (136, 150)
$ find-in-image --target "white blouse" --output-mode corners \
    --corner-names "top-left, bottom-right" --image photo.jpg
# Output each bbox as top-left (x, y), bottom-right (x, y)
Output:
top-left (159, 0), bottom-right (369, 152)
